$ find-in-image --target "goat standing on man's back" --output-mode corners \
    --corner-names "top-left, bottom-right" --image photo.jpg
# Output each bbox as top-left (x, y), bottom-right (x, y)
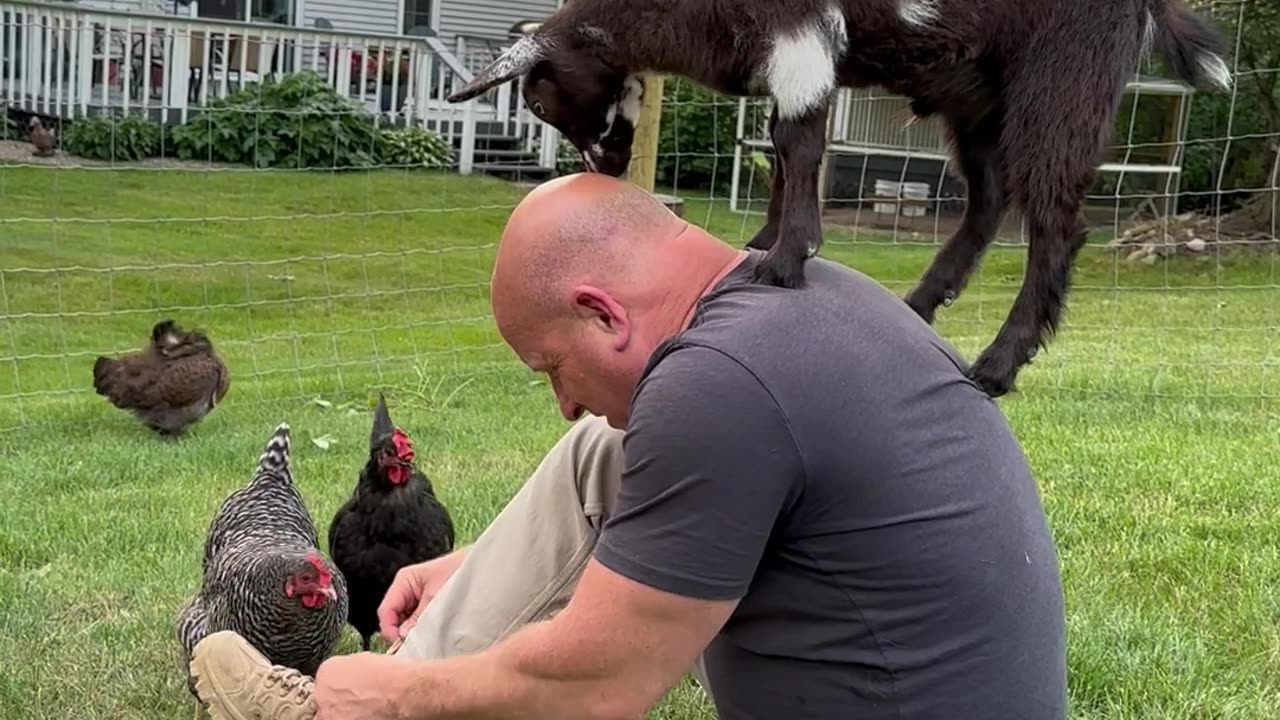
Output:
top-left (445, 0), bottom-right (1231, 397)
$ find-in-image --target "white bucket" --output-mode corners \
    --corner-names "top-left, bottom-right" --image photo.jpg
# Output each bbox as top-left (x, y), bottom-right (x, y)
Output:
top-left (873, 179), bottom-right (901, 215)
top-left (901, 181), bottom-right (930, 217)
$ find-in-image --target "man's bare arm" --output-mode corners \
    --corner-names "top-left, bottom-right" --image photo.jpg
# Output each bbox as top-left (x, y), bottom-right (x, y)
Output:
top-left (393, 557), bottom-right (735, 720)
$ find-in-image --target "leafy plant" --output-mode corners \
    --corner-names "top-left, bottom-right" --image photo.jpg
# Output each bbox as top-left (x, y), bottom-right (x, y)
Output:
top-left (170, 71), bottom-right (381, 169)
top-left (62, 112), bottom-right (164, 161)
top-left (376, 125), bottom-right (453, 168)
top-left (531, 135), bottom-right (584, 176)
top-left (1, 108), bottom-right (18, 141)
top-left (656, 80), bottom-right (754, 194)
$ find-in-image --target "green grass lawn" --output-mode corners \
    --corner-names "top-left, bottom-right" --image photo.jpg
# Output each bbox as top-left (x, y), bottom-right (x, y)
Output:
top-left (1, 164), bottom-right (1278, 719)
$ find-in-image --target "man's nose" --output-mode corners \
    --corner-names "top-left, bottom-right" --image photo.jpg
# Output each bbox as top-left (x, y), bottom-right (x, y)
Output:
top-left (555, 390), bottom-right (583, 422)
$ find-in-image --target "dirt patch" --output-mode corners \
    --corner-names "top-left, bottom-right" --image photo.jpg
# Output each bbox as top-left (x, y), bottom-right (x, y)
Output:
top-left (1105, 193), bottom-right (1279, 263)
top-left (0, 140), bottom-right (242, 170)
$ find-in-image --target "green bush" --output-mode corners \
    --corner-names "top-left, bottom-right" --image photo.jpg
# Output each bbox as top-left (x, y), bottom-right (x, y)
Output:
top-left (656, 80), bottom-right (759, 194)
top-left (377, 125), bottom-right (454, 168)
top-left (171, 71), bottom-right (381, 169)
top-left (530, 134), bottom-right (583, 176)
top-left (1, 110), bottom-right (19, 142)
top-left (62, 112), bottom-right (164, 161)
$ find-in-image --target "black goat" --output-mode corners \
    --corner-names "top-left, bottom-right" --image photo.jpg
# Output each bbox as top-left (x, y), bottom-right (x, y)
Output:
top-left (447, 0), bottom-right (1230, 397)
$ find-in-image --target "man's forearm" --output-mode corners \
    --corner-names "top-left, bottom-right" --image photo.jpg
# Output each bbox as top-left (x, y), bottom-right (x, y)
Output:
top-left (395, 616), bottom-right (648, 720)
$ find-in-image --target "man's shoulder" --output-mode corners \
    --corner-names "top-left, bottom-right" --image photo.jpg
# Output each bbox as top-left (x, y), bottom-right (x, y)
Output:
top-left (631, 339), bottom-right (773, 419)
top-left (672, 252), bottom-right (975, 386)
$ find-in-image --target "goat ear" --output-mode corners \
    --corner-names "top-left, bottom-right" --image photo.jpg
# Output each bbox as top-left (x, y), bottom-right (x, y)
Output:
top-left (446, 35), bottom-right (546, 103)
top-left (574, 25), bottom-right (613, 48)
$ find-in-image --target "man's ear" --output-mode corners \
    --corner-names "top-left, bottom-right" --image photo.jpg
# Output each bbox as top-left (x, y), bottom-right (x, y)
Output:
top-left (570, 285), bottom-right (630, 350)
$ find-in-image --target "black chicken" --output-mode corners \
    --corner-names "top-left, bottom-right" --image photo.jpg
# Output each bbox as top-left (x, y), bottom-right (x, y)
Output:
top-left (92, 319), bottom-right (230, 436)
top-left (328, 394), bottom-right (455, 651)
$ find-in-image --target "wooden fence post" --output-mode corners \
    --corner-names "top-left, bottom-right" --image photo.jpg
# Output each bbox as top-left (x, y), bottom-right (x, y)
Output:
top-left (626, 74), bottom-right (682, 215)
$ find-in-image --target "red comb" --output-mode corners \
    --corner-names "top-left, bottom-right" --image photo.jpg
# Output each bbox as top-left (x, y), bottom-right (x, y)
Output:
top-left (391, 428), bottom-right (415, 462)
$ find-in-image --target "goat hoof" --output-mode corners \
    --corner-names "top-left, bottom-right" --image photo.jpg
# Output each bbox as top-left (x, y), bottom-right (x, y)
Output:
top-left (966, 349), bottom-right (1021, 398)
top-left (941, 289), bottom-right (956, 307)
top-left (751, 253), bottom-right (806, 289)
top-left (745, 227), bottom-right (779, 252)
top-left (902, 291), bottom-right (937, 325)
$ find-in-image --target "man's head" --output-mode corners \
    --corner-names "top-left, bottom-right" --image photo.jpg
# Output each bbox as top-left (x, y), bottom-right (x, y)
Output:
top-left (491, 174), bottom-right (743, 428)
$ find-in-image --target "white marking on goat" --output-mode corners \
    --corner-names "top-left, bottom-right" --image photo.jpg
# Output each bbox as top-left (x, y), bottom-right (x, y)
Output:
top-left (1199, 53), bottom-right (1233, 90)
top-left (823, 4), bottom-right (848, 55)
top-left (618, 75), bottom-right (644, 124)
top-left (598, 75), bottom-right (645, 145)
top-left (1140, 10), bottom-right (1155, 56)
top-left (899, 0), bottom-right (939, 28)
top-left (766, 20), bottom-right (839, 119)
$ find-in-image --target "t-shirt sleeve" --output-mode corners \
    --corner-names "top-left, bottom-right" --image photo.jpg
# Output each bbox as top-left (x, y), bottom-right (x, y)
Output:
top-left (591, 344), bottom-right (804, 601)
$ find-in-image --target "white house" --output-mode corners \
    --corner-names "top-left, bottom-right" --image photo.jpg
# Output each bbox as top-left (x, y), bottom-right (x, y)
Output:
top-left (1, 0), bottom-right (566, 174)
top-left (76, 0), bottom-right (558, 58)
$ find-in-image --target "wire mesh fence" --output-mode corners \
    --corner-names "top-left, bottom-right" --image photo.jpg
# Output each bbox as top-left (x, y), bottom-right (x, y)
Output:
top-left (0, 0), bottom-right (1276, 436)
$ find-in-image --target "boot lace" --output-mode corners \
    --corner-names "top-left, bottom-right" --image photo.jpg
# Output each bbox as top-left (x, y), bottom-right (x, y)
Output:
top-left (260, 664), bottom-right (314, 705)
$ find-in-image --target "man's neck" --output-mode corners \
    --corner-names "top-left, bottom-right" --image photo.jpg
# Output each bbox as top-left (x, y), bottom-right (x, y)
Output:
top-left (679, 249), bottom-right (748, 331)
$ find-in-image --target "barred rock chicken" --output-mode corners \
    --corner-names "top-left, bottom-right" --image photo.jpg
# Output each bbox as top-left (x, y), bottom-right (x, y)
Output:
top-left (328, 394), bottom-right (455, 650)
top-left (176, 423), bottom-right (348, 698)
top-left (92, 319), bottom-right (230, 436)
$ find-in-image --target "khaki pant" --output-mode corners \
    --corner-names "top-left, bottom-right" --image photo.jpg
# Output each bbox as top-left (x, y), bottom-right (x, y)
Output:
top-left (395, 414), bottom-right (713, 696)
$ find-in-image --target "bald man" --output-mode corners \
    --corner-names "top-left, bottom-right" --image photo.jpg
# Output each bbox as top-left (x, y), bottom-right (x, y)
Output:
top-left (189, 174), bottom-right (1067, 720)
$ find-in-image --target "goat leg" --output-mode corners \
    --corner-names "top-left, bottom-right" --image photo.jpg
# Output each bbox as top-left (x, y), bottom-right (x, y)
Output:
top-left (745, 107), bottom-right (785, 252)
top-left (750, 103), bottom-right (830, 289)
top-left (904, 114), bottom-right (1006, 324)
top-left (967, 210), bottom-right (1089, 397)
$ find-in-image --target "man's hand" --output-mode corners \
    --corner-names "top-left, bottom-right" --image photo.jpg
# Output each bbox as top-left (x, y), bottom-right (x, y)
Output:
top-left (378, 548), bottom-right (469, 644)
top-left (313, 652), bottom-right (412, 720)
top-left (305, 558), bottom-right (735, 720)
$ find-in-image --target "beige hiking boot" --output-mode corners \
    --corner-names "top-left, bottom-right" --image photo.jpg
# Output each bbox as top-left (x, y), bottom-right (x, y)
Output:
top-left (189, 631), bottom-right (317, 720)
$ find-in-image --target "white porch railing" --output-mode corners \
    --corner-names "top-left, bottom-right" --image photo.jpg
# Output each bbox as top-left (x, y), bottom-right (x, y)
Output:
top-left (0, 0), bottom-right (560, 174)
top-left (450, 31), bottom-right (560, 170)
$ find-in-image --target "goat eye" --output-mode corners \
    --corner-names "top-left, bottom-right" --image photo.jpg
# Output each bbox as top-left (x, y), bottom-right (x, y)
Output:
top-left (531, 100), bottom-right (545, 116)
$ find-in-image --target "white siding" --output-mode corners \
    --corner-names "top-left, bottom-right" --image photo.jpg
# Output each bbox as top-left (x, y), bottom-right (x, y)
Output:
top-left (437, 0), bottom-right (557, 43)
top-left (80, 0), bottom-right (165, 14)
top-left (303, 0), bottom-right (398, 35)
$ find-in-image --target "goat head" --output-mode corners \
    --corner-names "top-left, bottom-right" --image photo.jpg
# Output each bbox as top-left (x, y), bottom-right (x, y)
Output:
top-left (446, 24), bottom-right (642, 177)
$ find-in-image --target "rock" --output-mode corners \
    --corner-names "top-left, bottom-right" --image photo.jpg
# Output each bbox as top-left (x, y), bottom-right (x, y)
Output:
top-left (653, 193), bottom-right (684, 218)
top-left (1141, 252), bottom-right (1159, 265)
top-left (1186, 237), bottom-right (1206, 252)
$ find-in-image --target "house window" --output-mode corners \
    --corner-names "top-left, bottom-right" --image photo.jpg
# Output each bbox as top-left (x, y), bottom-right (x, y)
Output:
top-left (196, 0), bottom-right (242, 21)
top-left (403, 0), bottom-right (431, 33)
top-left (252, 0), bottom-right (294, 24)
top-left (196, 0), bottom-right (293, 24)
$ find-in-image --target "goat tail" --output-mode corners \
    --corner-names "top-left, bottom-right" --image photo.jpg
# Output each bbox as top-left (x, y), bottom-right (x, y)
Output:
top-left (1145, 0), bottom-right (1232, 91)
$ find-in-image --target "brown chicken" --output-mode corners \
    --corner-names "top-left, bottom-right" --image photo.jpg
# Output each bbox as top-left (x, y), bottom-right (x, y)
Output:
top-left (92, 319), bottom-right (231, 436)
top-left (28, 117), bottom-right (55, 157)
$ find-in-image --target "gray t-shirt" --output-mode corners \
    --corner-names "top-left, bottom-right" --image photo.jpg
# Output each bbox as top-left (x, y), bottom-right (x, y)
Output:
top-left (592, 250), bottom-right (1066, 719)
